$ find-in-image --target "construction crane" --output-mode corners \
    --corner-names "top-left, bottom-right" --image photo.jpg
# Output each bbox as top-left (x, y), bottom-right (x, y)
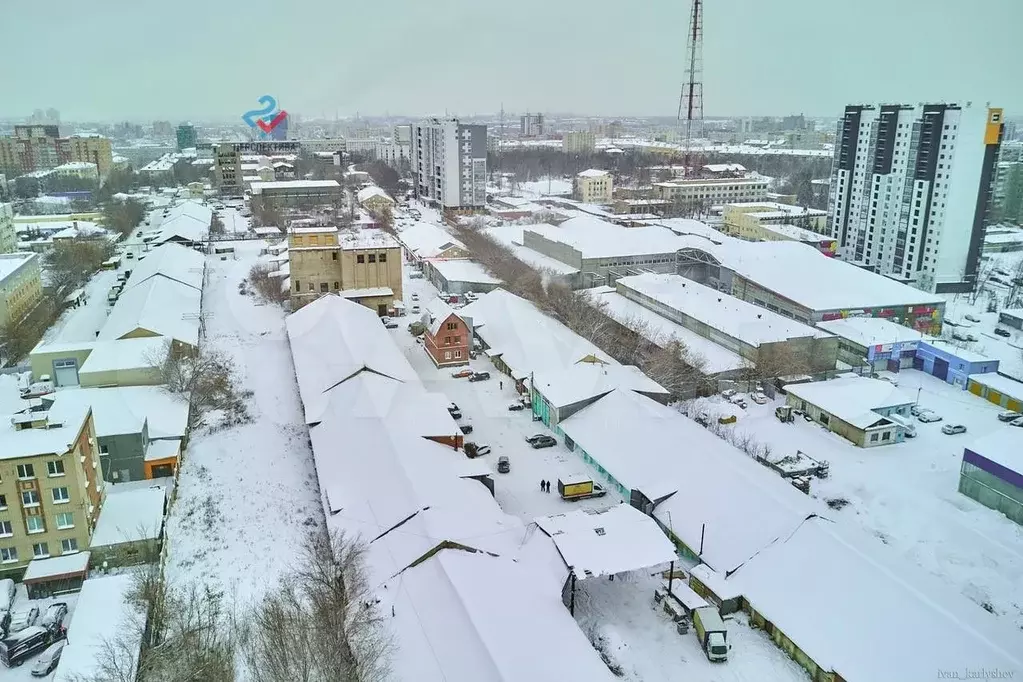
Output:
top-left (676, 0), bottom-right (704, 177)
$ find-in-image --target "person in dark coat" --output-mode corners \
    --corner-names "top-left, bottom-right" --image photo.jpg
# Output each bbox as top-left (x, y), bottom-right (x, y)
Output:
top-left (540, 479), bottom-right (545, 491)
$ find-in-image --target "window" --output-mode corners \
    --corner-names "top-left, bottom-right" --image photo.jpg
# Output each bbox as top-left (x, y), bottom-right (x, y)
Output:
top-left (26, 517), bottom-right (45, 534)
top-left (0, 494), bottom-right (6, 510)
top-left (0, 521), bottom-right (11, 537)
top-left (47, 460), bottom-right (65, 476)
top-left (22, 490), bottom-right (40, 507)
top-left (869, 433), bottom-right (879, 443)
top-left (100, 444), bottom-right (109, 455)
top-left (32, 543), bottom-right (48, 559)
top-left (61, 538), bottom-right (78, 553)
top-left (454, 350), bottom-right (462, 359)
top-left (294, 280), bottom-right (301, 292)
top-left (446, 322), bottom-right (457, 330)
top-left (454, 336), bottom-right (461, 344)
top-left (52, 487), bottom-right (70, 504)
top-left (55, 512), bottom-right (74, 529)
top-left (882, 431), bottom-right (891, 441)
top-left (379, 252), bottom-right (387, 263)
top-left (368, 254), bottom-right (377, 263)
top-left (320, 283), bottom-right (328, 293)
top-left (308, 283), bottom-right (314, 292)
top-left (331, 251), bottom-right (338, 260)
top-left (444, 351), bottom-right (452, 360)
top-left (357, 254), bottom-right (365, 263)
top-left (444, 336), bottom-right (452, 345)
top-left (16, 463), bottom-right (34, 479)
top-left (333, 282), bottom-right (340, 290)
top-left (0, 547), bottom-right (17, 563)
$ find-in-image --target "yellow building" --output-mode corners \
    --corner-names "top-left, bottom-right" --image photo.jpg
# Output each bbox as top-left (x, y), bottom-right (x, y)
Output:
top-left (0, 202), bottom-right (15, 254)
top-left (563, 131), bottom-right (596, 154)
top-left (64, 136), bottom-right (113, 177)
top-left (0, 253), bottom-right (44, 326)
top-left (0, 400), bottom-right (104, 579)
top-left (722, 201), bottom-right (828, 238)
top-left (653, 177), bottom-right (769, 205)
top-left (356, 186), bottom-right (396, 213)
top-left (574, 169), bottom-right (613, 204)
top-left (289, 226), bottom-right (403, 314)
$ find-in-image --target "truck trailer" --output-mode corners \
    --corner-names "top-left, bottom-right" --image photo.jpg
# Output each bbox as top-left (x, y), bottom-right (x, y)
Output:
top-left (692, 605), bottom-right (729, 662)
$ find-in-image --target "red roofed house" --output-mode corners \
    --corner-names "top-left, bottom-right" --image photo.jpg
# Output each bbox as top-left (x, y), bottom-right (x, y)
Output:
top-left (424, 298), bottom-right (470, 368)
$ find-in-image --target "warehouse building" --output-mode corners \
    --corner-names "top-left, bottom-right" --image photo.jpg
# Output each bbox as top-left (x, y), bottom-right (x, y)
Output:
top-left (250, 180), bottom-right (343, 209)
top-left (784, 377), bottom-right (915, 447)
top-left (428, 259), bottom-right (502, 296)
top-left (966, 372), bottom-right (1023, 412)
top-left (816, 316), bottom-right (927, 371)
top-left (959, 430), bottom-right (1023, 526)
top-left (913, 341), bottom-right (1000, 388)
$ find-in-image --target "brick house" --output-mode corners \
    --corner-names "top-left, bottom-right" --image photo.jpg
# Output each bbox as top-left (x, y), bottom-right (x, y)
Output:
top-left (424, 299), bottom-right (470, 367)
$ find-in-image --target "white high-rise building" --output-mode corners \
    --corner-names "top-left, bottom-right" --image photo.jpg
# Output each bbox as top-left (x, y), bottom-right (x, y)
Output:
top-left (828, 103), bottom-right (1004, 293)
top-left (411, 118), bottom-right (487, 210)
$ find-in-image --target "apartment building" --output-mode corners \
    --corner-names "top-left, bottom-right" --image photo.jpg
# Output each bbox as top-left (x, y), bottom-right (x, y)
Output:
top-left (411, 118), bottom-right (487, 210)
top-left (520, 113), bottom-right (544, 138)
top-left (176, 124), bottom-right (197, 151)
top-left (828, 103), bottom-right (1004, 293)
top-left (574, 169), bottom-right (613, 204)
top-left (563, 131), bottom-right (596, 154)
top-left (0, 252), bottom-right (44, 326)
top-left (652, 177), bottom-right (769, 206)
top-left (0, 126), bottom-right (113, 177)
top-left (213, 143), bottom-right (243, 195)
top-left (0, 202), bottom-right (15, 254)
top-left (0, 400), bottom-right (103, 579)
top-left (288, 226), bottom-right (402, 313)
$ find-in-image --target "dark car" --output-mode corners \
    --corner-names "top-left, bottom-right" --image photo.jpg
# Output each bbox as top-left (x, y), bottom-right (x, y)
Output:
top-left (38, 604), bottom-right (67, 633)
top-left (507, 403), bottom-right (525, 411)
top-left (459, 423), bottom-right (473, 434)
top-left (525, 434), bottom-right (546, 444)
top-left (468, 372), bottom-right (491, 382)
top-left (497, 456), bottom-right (510, 473)
top-left (994, 328), bottom-right (1011, 338)
top-left (446, 403), bottom-right (460, 414)
top-left (0, 626), bottom-right (57, 668)
top-left (449, 410), bottom-right (462, 420)
top-left (531, 436), bottom-right (557, 449)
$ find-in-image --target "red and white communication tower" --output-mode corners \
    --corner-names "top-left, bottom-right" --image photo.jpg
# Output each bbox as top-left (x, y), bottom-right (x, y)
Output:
top-left (676, 0), bottom-right (704, 176)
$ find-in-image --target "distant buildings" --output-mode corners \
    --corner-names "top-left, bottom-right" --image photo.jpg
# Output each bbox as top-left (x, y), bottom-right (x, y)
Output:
top-left (0, 202), bottom-right (15, 254)
top-left (0, 125), bottom-right (113, 177)
top-left (828, 103), bottom-right (1004, 293)
top-left (563, 131), bottom-right (596, 155)
top-left (723, 201), bottom-right (834, 256)
top-left (213, 143), bottom-right (243, 195)
top-left (520, 113), bottom-right (544, 138)
top-left (0, 252), bottom-right (43, 326)
top-left (411, 118), bottom-right (487, 210)
top-left (652, 176), bottom-right (769, 207)
top-left (176, 123), bottom-right (197, 151)
top-left (573, 169), bottom-right (613, 204)
top-left (249, 180), bottom-right (342, 209)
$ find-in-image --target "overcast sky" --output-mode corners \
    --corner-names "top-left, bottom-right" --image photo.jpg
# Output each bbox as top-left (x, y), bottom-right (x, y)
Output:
top-left (4, 0), bottom-right (1021, 122)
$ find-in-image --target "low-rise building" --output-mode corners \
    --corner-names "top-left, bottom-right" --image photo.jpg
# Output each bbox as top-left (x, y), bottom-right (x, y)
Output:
top-left (966, 372), bottom-right (1023, 412)
top-left (397, 221), bottom-right (469, 263)
top-left (913, 341), bottom-right (1000, 388)
top-left (816, 316), bottom-right (929, 370)
top-left (423, 299), bottom-right (470, 368)
top-left (574, 169), bottom-right (613, 204)
top-left (0, 252), bottom-right (43, 326)
top-left (427, 259), bottom-right (502, 296)
top-left (784, 377), bottom-right (915, 447)
top-left (998, 309), bottom-right (1023, 331)
top-left (751, 222), bottom-right (838, 256)
top-left (652, 177), bottom-right (769, 206)
top-left (29, 336), bottom-right (171, 387)
top-left (531, 363), bottom-right (668, 430)
top-left (723, 201), bottom-right (828, 236)
top-left (89, 483), bottom-right (167, 567)
top-left (959, 430), bottom-right (1023, 527)
top-left (251, 180), bottom-right (343, 209)
top-left (0, 399), bottom-right (103, 579)
top-left (356, 186), bottom-right (396, 212)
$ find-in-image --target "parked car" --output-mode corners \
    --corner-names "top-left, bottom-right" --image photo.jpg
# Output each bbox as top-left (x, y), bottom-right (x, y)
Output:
top-left (750, 393), bottom-right (768, 405)
top-left (942, 424), bottom-right (967, 435)
top-left (459, 423), bottom-right (473, 434)
top-left (468, 372), bottom-right (491, 382)
top-left (411, 305), bottom-right (421, 314)
top-left (447, 403), bottom-right (460, 413)
top-left (910, 404), bottom-right (923, 416)
top-left (965, 314), bottom-right (981, 323)
top-left (994, 328), bottom-right (1012, 338)
top-left (508, 403), bottom-right (525, 411)
top-left (997, 410), bottom-right (1023, 422)
top-left (721, 389), bottom-right (737, 399)
top-left (9, 607), bottom-right (39, 634)
top-left (1010, 417), bottom-right (1023, 428)
top-left (531, 436), bottom-right (557, 449)
top-left (30, 640), bottom-right (64, 677)
top-left (917, 411), bottom-right (943, 423)
top-left (411, 293), bottom-right (419, 301)
top-left (525, 434), bottom-right (546, 444)
top-left (448, 410), bottom-right (462, 420)
top-left (0, 626), bottom-right (56, 668)
top-left (465, 291), bottom-right (478, 301)
top-left (451, 369), bottom-right (473, 378)
top-left (38, 604), bottom-right (66, 632)
top-left (380, 316), bottom-right (398, 329)
top-left (497, 456), bottom-right (510, 473)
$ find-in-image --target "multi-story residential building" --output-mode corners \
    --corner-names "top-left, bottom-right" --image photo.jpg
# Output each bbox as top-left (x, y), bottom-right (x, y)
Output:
top-left (0, 253), bottom-right (43, 326)
top-left (828, 103), bottom-right (1004, 293)
top-left (411, 118), bottom-right (487, 211)
top-left (652, 177), bottom-right (769, 206)
top-left (52, 162), bottom-right (99, 182)
top-left (288, 226), bottom-right (402, 313)
top-left (520, 113), bottom-right (544, 138)
top-left (64, 136), bottom-right (113, 177)
top-left (574, 169), bottom-right (613, 204)
top-left (0, 202), bottom-right (15, 254)
top-left (213, 143), bottom-right (243, 195)
top-left (0, 126), bottom-right (113, 178)
top-left (176, 124), bottom-right (197, 151)
top-left (0, 399), bottom-right (103, 579)
top-left (563, 131), bottom-right (596, 154)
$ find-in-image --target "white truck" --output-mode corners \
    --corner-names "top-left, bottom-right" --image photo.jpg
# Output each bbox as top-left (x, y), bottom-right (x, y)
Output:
top-left (692, 605), bottom-right (729, 662)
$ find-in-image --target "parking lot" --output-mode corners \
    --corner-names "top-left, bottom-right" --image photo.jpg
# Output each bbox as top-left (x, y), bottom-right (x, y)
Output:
top-left (0, 582), bottom-right (77, 681)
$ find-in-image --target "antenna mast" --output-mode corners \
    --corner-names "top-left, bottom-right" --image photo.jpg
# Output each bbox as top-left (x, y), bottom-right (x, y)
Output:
top-left (677, 0), bottom-right (704, 177)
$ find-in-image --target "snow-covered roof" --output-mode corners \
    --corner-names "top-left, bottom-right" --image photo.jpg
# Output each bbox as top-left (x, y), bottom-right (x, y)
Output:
top-left (337, 286), bottom-right (393, 299)
top-left (356, 185), bottom-right (395, 204)
top-left (0, 401), bottom-right (90, 460)
top-left (47, 386), bottom-right (189, 440)
top-left (160, 199), bottom-right (211, 231)
top-left (760, 222), bottom-right (833, 242)
top-left (724, 200), bottom-right (826, 216)
top-left (533, 362), bottom-right (667, 409)
top-left (253, 226), bottom-right (281, 236)
top-left (703, 163), bottom-right (747, 173)
top-left (460, 289), bottom-right (613, 381)
top-left (784, 377), bottom-right (915, 430)
top-left (720, 517), bottom-right (1023, 682)
top-left (53, 575), bottom-right (143, 682)
top-left (966, 428), bottom-right (1023, 475)
top-left (719, 241), bottom-right (945, 312)
top-left (250, 179), bottom-right (341, 194)
top-left (535, 505), bottom-right (676, 580)
top-left (921, 339), bottom-right (1000, 364)
top-left (90, 484), bottom-right (166, 547)
top-left (559, 388), bottom-right (815, 572)
top-left (0, 252), bottom-right (38, 284)
top-left (99, 276), bottom-right (201, 348)
top-left (22, 551), bottom-right (91, 582)
top-left (616, 273), bottom-right (828, 346)
top-left (77, 336), bottom-right (171, 376)
top-left (338, 227), bottom-right (399, 250)
top-left (816, 316), bottom-right (930, 349)
top-left (286, 295), bottom-right (418, 412)
top-left (397, 221), bottom-right (466, 258)
top-left (483, 225), bottom-right (581, 275)
top-left (524, 216), bottom-right (687, 259)
top-left (967, 372), bottom-right (1023, 401)
top-left (426, 297), bottom-right (460, 337)
top-left (577, 168), bottom-right (610, 178)
top-left (427, 260), bottom-right (499, 287)
top-left (580, 287), bottom-right (745, 373)
top-left (123, 242), bottom-right (204, 291)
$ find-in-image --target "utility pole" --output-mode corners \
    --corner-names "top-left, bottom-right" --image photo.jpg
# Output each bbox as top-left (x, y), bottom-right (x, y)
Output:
top-left (676, 0), bottom-right (704, 177)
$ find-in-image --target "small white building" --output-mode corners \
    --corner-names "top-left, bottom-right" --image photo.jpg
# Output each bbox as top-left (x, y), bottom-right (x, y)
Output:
top-left (784, 377), bottom-right (915, 447)
top-left (574, 169), bottom-right (613, 204)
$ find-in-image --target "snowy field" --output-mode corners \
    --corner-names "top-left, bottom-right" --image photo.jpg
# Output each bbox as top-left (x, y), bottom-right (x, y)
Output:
top-left (688, 369), bottom-right (1023, 636)
top-left (162, 240), bottom-right (322, 609)
top-left (0, 585), bottom-right (79, 681)
top-left (394, 269), bottom-right (811, 682)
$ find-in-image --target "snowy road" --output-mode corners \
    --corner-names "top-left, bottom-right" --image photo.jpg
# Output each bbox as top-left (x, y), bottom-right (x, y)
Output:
top-left (162, 240), bottom-right (322, 608)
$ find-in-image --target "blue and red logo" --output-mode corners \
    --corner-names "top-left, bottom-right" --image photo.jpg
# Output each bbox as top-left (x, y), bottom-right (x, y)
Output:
top-left (242, 95), bottom-right (288, 140)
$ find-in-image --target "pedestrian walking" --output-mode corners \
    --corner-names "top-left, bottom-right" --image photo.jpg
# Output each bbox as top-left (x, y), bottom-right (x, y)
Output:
top-left (500, 380), bottom-right (503, 390)
top-left (540, 479), bottom-right (545, 492)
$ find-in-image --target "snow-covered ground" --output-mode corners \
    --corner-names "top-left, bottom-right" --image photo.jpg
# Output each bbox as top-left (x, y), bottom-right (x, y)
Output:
top-left (162, 240), bottom-right (322, 608)
top-left (0, 585), bottom-right (79, 681)
top-left (394, 270), bottom-right (811, 682)
top-left (38, 269), bottom-right (117, 345)
top-left (688, 369), bottom-right (1023, 635)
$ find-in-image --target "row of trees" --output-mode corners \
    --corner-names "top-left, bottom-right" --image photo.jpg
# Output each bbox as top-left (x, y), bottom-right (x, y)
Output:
top-left (100, 197), bottom-right (147, 238)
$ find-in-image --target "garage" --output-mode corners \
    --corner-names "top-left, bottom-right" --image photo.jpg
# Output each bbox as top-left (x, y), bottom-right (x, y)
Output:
top-left (53, 358), bottom-right (80, 386)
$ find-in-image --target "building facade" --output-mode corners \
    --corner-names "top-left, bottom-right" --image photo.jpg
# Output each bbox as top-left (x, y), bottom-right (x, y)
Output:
top-left (424, 311), bottom-right (470, 368)
top-left (959, 433), bottom-right (1023, 527)
top-left (563, 131), bottom-right (596, 155)
top-left (250, 180), bottom-right (343, 209)
top-left (176, 124), bottom-right (197, 151)
top-left (213, 143), bottom-right (243, 195)
top-left (574, 169), bottom-right (613, 204)
top-left (0, 126), bottom-right (113, 178)
top-left (0, 202), bottom-right (15, 254)
top-left (0, 252), bottom-right (44, 326)
top-left (0, 408), bottom-right (103, 579)
top-left (520, 113), bottom-right (544, 138)
top-left (411, 118), bottom-right (487, 210)
top-left (652, 177), bottom-right (769, 206)
top-left (828, 103), bottom-right (1004, 293)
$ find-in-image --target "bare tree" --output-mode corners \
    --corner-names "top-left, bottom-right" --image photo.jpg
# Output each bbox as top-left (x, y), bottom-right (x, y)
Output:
top-left (247, 263), bottom-right (289, 305)
top-left (146, 341), bottom-right (251, 429)
top-left (240, 529), bottom-right (391, 682)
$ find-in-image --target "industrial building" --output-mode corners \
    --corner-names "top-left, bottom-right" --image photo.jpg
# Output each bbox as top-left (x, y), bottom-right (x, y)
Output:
top-left (784, 377), bottom-right (915, 447)
top-left (250, 180), bottom-right (343, 209)
top-left (966, 372), bottom-right (1023, 412)
top-left (959, 430), bottom-right (1023, 526)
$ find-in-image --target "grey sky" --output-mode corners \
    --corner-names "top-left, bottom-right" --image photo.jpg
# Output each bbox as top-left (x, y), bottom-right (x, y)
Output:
top-left (4, 0), bottom-right (1021, 121)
